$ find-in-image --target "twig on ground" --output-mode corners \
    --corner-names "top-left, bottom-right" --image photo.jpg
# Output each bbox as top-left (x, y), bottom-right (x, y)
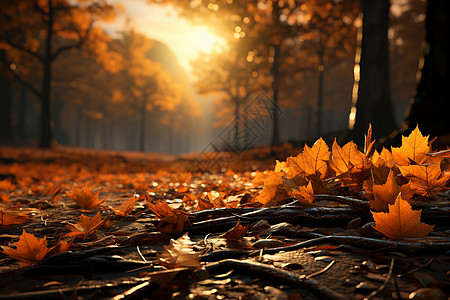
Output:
top-left (364, 258), bottom-right (395, 300)
top-left (205, 259), bottom-right (346, 300)
top-left (305, 260), bottom-right (336, 279)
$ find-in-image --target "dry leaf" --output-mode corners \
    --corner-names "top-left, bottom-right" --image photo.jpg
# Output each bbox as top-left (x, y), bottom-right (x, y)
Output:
top-left (157, 233), bottom-right (201, 269)
top-left (1, 230), bottom-right (48, 264)
top-left (302, 138), bottom-right (330, 179)
top-left (253, 171), bottom-right (287, 205)
top-left (372, 195), bottom-right (434, 240)
top-left (364, 123), bottom-right (376, 157)
top-left (110, 194), bottom-right (138, 216)
top-left (370, 170), bottom-right (400, 212)
top-left (330, 139), bottom-right (366, 175)
top-left (287, 138), bottom-right (330, 179)
top-left (64, 213), bottom-right (110, 239)
top-left (223, 220), bottom-right (248, 240)
top-left (285, 179), bottom-right (315, 205)
top-left (0, 206), bottom-right (30, 229)
top-left (66, 186), bottom-right (107, 209)
top-left (399, 160), bottom-right (449, 197)
top-left (145, 195), bottom-right (188, 233)
top-left (392, 126), bottom-right (430, 166)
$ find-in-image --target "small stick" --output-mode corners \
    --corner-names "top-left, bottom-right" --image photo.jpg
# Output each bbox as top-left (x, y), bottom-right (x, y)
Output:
top-left (364, 258), bottom-right (395, 300)
top-left (136, 246), bottom-right (147, 262)
top-left (306, 260), bottom-right (335, 279)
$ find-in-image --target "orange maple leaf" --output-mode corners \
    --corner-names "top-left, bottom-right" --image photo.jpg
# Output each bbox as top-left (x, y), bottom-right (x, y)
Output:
top-left (0, 206), bottom-right (30, 230)
top-left (392, 126), bottom-right (430, 166)
top-left (145, 195), bottom-right (188, 233)
top-left (275, 160), bottom-right (293, 176)
top-left (66, 186), bottom-right (107, 209)
top-left (370, 170), bottom-right (401, 212)
top-left (372, 195), bottom-right (434, 240)
top-left (287, 138), bottom-right (330, 179)
top-left (110, 194), bottom-right (138, 216)
top-left (1, 230), bottom-right (49, 265)
top-left (223, 220), bottom-right (248, 240)
top-left (253, 171), bottom-right (287, 205)
top-left (330, 139), bottom-right (367, 175)
top-left (157, 233), bottom-right (201, 269)
top-left (64, 213), bottom-right (110, 240)
top-left (399, 159), bottom-right (449, 197)
top-left (284, 179), bottom-right (315, 205)
top-left (372, 147), bottom-right (395, 168)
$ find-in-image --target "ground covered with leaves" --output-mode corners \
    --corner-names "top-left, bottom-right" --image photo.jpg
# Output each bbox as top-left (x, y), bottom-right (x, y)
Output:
top-left (0, 127), bottom-right (449, 300)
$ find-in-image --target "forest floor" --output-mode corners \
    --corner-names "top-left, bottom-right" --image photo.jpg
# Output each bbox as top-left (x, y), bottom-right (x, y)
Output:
top-left (0, 144), bottom-right (449, 300)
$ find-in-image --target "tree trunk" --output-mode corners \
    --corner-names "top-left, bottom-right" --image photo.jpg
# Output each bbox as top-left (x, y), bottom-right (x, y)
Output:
top-left (0, 50), bottom-right (13, 143)
top-left (271, 43), bottom-right (281, 146)
top-left (317, 48), bottom-right (325, 137)
top-left (139, 97), bottom-right (147, 152)
top-left (349, 0), bottom-right (396, 144)
top-left (397, 0), bottom-right (450, 141)
top-left (39, 0), bottom-right (55, 148)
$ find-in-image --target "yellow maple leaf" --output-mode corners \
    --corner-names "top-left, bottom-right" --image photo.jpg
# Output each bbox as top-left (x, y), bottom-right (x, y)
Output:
top-left (372, 195), bottom-right (434, 240)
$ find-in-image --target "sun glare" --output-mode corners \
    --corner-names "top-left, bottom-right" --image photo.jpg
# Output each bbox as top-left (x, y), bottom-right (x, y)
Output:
top-left (190, 26), bottom-right (218, 55)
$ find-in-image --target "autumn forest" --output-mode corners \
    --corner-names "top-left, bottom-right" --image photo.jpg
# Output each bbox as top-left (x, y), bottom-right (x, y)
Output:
top-left (0, 0), bottom-right (449, 299)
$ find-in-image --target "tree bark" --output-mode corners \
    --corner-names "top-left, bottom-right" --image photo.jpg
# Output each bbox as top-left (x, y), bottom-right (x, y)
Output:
top-left (349, 0), bottom-right (396, 144)
top-left (0, 50), bottom-right (14, 143)
top-left (40, 0), bottom-right (56, 148)
top-left (317, 47), bottom-right (325, 137)
top-left (271, 43), bottom-right (281, 146)
top-left (395, 0), bottom-right (450, 143)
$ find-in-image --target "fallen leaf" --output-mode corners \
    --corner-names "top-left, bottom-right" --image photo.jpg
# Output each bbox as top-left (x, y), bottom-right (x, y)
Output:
top-left (1, 230), bottom-right (48, 264)
top-left (287, 138), bottom-right (330, 179)
top-left (399, 160), bottom-right (449, 197)
top-left (364, 123), bottom-right (376, 157)
top-left (330, 139), bottom-right (367, 175)
top-left (392, 126), bottom-right (430, 166)
top-left (0, 206), bottom-right (31, 230)
top-left (302, 138), bottom-right (330, 179)
top-left (110, 194), bottom-right (138, 216)
top-left (66, 186), bottom-right (107, 209)
top-left (157, 233), bottom-right (201, 269)
top-left (253, 172), bottom-right (287, 205)
top-left (285, 179), bottom-right (315, 205)
top-left (372, 195), bottom-right (434, 240)
top-left (145, 195), bottom-right (188, 233)
top-left (223, 220), bottom-right (248, 240)
top-left (370, 170), bottom-right (400, 212)
top-left (64, 213), bottom-right (110, 239)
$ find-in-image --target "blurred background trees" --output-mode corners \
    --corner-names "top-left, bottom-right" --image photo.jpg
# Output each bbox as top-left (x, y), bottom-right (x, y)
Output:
top-left (1, 0), bottom-right (443, 154)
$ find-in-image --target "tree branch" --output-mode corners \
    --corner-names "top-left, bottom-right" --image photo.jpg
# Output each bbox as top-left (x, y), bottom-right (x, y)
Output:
top-left (7, 65), bottom-right (41, 100)
top-left (51, 20), bottom-right (94, 61)
top-left (2, 38), bottom-right (44, 63)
